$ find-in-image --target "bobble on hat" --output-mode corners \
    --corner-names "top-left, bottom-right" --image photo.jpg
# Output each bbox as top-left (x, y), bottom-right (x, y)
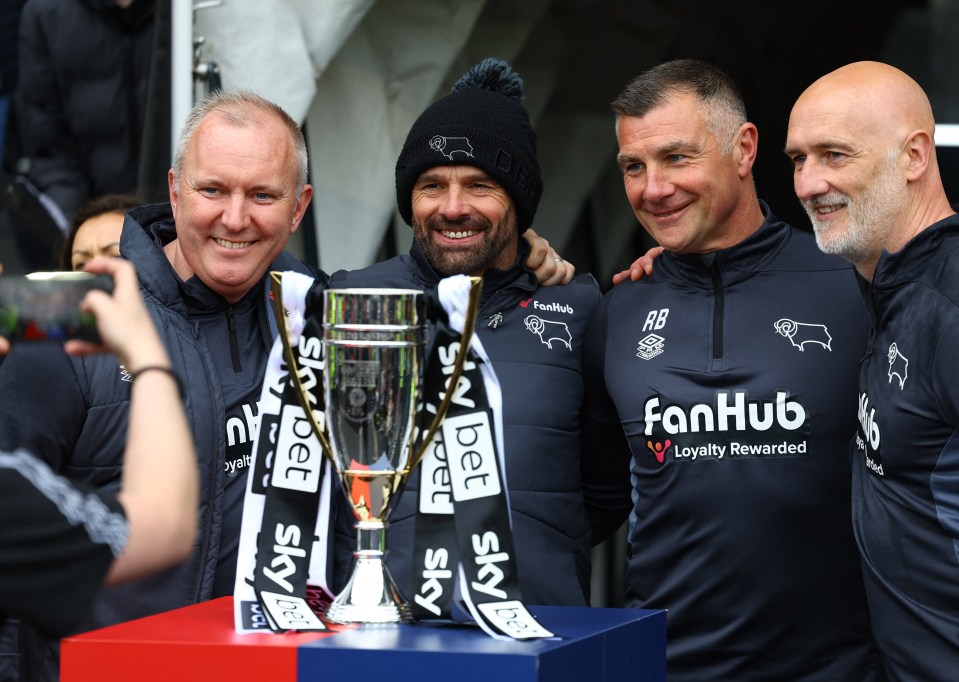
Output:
top-left (452, 57), bottom-right (527, 99)
top-left (395, 58), bottom-right (542, 231)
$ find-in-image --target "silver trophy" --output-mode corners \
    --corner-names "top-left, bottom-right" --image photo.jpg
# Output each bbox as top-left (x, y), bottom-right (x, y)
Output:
top-left (271, 278), bottom-right (481, 624)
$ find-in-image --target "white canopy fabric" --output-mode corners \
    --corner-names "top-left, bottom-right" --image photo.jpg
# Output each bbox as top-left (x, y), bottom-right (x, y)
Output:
top-left (185, 0), bottom-right (643, 276)
top-left (179, 0), bottom-right (953, 283)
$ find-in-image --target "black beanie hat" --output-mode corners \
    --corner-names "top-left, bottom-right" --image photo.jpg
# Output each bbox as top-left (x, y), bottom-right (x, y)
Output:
top-left (395, 58), bottom-right (543, 231)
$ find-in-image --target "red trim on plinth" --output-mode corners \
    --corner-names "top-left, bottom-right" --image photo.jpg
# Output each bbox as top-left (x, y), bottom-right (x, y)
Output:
top-left (61, 597), bottom-right (332, 681)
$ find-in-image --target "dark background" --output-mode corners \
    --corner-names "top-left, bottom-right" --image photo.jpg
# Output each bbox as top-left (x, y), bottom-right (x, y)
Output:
top-left (543, 0), bottom-right (958, 286)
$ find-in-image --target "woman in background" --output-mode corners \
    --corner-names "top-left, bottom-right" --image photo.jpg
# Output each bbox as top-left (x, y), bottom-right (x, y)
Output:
top-left (62, 194), bottom-right (139, 271)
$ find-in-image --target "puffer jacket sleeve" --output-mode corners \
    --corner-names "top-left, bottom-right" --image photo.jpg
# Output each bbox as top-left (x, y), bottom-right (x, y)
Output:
top-left (16, 0), bottom-right (90, 215)
top-left (0, 342), bottom-right (87, 472)
top-left (0, 342), bottom-right (89, 676)
top-left (580, 290), bottom-right (633, 545)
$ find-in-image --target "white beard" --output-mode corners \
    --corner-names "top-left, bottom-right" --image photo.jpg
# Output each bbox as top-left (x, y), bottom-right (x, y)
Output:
top-left (802, 152), bottom-right (904, 267)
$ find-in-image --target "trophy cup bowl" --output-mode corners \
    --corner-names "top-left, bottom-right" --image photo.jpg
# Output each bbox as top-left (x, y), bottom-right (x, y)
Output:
top-left (321, 288), bottom-right (424, 624)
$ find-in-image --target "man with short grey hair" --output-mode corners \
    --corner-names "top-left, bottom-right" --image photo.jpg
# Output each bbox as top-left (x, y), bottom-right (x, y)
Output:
top-left (0, 89), bottom-right (320, 681)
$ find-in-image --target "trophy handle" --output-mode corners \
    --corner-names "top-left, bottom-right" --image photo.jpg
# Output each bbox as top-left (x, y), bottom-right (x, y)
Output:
top-left (269, 271), bottom-right (336, 465)
top-left (407, 275), bottom-right (484, 471)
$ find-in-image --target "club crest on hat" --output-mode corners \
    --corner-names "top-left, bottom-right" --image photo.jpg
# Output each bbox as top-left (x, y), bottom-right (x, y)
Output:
top-left (429, 135), bottom-right (474, 160)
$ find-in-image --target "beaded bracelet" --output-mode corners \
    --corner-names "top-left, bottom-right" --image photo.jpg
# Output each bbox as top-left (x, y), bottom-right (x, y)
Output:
top-left (129, 365), bottom-right (185, 399)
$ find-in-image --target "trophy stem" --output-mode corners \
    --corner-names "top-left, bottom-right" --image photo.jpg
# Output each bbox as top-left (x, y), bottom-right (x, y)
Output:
top-left (324, 520), bottom-right (412, 625)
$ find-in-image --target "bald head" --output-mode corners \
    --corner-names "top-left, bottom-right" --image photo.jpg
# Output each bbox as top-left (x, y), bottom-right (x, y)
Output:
top-left (794, 61), bottom-right (934, 147)
top-left (786, 61), bottom-right (953, 279)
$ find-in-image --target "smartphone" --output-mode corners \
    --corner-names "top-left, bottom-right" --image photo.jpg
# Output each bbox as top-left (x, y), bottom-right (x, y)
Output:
top-left (0, 272), bottom-right (113, 342)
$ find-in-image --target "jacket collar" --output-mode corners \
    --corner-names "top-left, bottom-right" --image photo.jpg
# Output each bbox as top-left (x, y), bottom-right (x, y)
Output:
top-left (870, 209), bottom-right (959, 288)
top-left (121, 203), bottom-right (185, 312)
top-left (655, 201), bottom-right (790, 287)
top-left (409, 235), bottom-right (538, 303)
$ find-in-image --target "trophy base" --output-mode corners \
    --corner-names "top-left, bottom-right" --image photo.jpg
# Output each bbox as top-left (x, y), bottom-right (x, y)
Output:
top-left (324, 555), bottom-right (413, 625)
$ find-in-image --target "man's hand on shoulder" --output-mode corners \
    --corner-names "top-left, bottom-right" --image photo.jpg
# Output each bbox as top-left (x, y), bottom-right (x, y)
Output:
top-left (523, 228), bottom-right (575, 286)
top-left (611, 246), bottom-right (665, 285)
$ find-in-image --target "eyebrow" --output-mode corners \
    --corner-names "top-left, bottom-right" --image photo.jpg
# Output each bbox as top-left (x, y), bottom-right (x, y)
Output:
top-left (656, 139), bottom-right (698, 156)
top-left (783, 139), bottom-right (857, 157)
top-left (73, 242), bottom-right (121, 257)
top-left (249, 185), bottom-right (286, 196)
top-left (617, 138), bottom-right (699, 166)
top-left (416, 170), bottom-right (497, 184)
top-left (189, 177), bottom-right (286, 194)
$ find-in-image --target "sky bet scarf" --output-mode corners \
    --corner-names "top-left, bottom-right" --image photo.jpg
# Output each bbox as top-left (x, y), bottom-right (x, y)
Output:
top-left (233, 272), bottom-right (332, 633)
top-left (410, 278), bottom-right (553, 640)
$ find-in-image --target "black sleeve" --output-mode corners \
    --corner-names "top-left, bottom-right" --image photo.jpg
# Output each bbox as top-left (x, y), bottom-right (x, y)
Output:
top-left (580, 293), bottom-right (633, 545)
top-left (0, 451), bottom-right (127, 637)
top-left (0, 342), bottom-right (86, 472)
top-left (16, 4), bottom-right (90, 215)
top-left (306, 264), bottom-right (331, 286)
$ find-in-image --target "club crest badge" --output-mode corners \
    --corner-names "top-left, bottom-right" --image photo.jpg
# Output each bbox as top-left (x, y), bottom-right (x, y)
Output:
top-left (773, 318), bottom-right (832, 352)
top-left (524, 315), bottom-right (572, 350)
top-left (887, 342), bottom-right (908, 389)
top-left (429, 135), bottom-right (474, 159)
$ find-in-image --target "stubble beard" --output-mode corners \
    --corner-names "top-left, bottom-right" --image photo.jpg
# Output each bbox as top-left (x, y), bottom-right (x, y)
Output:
top-left (414, 209), bottom-right (517, 276)
top-left (803, 154), bottom-right (904, 269)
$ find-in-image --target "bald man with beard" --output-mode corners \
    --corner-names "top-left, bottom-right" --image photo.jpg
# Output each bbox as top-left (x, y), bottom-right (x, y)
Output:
top-left (787, 62), bottom-right (959, 681)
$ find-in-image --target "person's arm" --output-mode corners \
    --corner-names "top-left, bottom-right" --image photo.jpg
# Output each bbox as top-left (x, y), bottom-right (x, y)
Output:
top-left (64, 258), bottom-right (198, 583)
top-left (0, 266), bottom-right (86, 471)
top-left (580, 295), bottom-right (633, 544)
top-left (522, 228), bottom-right (575, 285)
top-left (17, 3), bottom-right (90, 216)
top-left (932, 320), bottom-right (959, 442)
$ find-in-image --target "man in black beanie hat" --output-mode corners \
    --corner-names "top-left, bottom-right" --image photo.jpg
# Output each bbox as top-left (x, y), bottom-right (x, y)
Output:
top-left (391, 58), bottom-right (543, 279)
top-left (330, 58), bottom-right (615, 608)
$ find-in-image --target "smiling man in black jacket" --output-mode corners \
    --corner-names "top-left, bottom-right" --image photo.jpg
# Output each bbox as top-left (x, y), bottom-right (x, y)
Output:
top-left (0, 89), bottom-right (318, 682)
top-left (332, 58), bottom-right (605, 609)
top-left (787, 60), bottom-right (959, 682)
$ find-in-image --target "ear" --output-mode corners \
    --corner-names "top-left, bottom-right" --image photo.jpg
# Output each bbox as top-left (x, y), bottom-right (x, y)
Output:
top-left (903, 129), bottom-right (933, 182)
top-left (168, 168), bottom-right (178, 212)
top-left (734, 122), bottom-right (759, 178)
top-left (289, 184), bottom-right (313, 234)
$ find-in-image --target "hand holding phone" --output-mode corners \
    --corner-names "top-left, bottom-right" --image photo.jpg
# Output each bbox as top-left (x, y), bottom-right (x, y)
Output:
top-left (0, 271), bottom-right (114, 343)
top-left (63, 258), bottom-right (168, 370)
top-left (0, 259), bottom-right (166, 371)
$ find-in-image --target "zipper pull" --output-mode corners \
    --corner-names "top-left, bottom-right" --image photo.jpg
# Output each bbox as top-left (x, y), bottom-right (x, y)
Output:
top-left (487, 312), bottom-right (503, 329)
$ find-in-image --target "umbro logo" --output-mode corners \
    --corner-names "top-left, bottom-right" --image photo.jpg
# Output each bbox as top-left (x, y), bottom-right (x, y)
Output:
top-left (636, 334), bottom-right (665, 360)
